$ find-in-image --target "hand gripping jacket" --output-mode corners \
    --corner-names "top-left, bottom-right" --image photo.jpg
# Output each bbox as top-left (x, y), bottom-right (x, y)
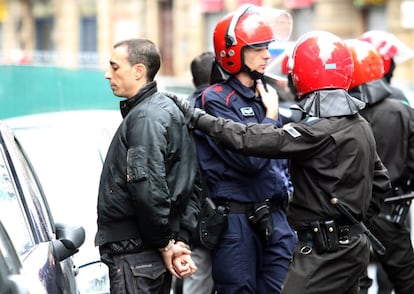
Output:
top-left (345, 39), bottom-right (384, 90)
top-left (289, 31), bottom-right (354, 99)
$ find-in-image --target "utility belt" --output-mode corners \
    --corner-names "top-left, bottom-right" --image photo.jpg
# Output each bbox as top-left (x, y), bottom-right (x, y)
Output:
top-left (215, 197), bottom-right (288, 244)
top-left (297, 220), bottom-right (366, 254)
top-left (380, 184), bottom-right (413, 225)
top-left (379, 200), bottom-right (412, 225)
top-left (216, 196), bottom-right (288, 214)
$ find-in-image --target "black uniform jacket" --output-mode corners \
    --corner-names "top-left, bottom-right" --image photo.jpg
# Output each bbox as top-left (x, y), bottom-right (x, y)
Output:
top-left (360, 98), bottom-right (414, 185)
top-left (95, 81), bottom-right (201, 249)
top-left (195, 110), bottom-right (391, 229)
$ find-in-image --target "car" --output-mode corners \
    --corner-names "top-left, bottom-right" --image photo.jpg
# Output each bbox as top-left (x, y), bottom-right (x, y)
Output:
top-left (0, 218), bottom-right (48, 294)
top-left (0, 121), bottom-right (85, 293)
top-left (6, 110), bottom-right (122, 294)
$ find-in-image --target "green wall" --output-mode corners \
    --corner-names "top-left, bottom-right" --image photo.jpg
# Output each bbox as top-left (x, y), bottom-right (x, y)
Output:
top-left (0, 65), bottom-right (119, 119)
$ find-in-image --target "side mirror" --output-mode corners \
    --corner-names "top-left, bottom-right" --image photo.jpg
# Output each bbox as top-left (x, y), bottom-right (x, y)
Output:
top-left (53, 223), bottom-right (86, 261)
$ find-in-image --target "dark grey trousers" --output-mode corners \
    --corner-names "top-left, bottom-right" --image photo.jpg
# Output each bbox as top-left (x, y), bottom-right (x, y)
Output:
top-left (282, 234), bottom-right (370, 294)
top-left (102, 249), bottom-right (172, 294)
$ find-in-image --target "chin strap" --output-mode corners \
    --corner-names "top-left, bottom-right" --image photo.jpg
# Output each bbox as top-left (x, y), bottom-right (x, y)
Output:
top-left (241, 64), bottom-right (267, 89)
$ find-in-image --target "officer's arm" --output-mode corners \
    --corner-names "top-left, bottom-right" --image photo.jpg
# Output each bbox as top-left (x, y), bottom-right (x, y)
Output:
top-left (196, 114), bottom-right (281, 158)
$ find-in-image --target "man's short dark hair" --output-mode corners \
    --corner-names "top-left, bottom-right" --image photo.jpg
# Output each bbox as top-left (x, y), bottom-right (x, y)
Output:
top-left (190, 51), bottom-right (215, 87)
top-left (114, 38), bottom-right (161, 81)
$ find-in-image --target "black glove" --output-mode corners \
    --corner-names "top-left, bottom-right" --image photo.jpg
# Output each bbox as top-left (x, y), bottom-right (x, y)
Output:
top-left (165, 92), bottom-right (205, 129)
top-left (247, 202), bottom-right (274, 244)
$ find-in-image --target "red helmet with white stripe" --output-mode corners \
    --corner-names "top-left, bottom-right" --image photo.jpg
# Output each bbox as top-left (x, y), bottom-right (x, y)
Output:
top-left (290, 31), bottom-right (354, 99)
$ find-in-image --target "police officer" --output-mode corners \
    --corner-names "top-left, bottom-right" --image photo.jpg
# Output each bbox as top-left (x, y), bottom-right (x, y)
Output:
top-left (171, 30), bottom-right (392, 294)
top-left (193, 5), bottom-right (297, 293)
top-left (360, 30), bottom-right (414, 105)
top-left (346, 39), bottom-right (414, 294)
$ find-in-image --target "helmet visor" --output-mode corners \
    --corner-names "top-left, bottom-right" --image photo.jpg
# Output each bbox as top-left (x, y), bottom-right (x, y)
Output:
top-left (360, 30), bottom-right (414, 64)
top-left (227, 5), bottom-right (293, 48)
top-left (261, 8), bottom-right (293, 42)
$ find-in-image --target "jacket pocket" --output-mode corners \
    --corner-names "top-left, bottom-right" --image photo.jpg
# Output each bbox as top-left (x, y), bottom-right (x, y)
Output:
top-left (124, 250), bottom-right (166, 280)
top-left (126, 146), bottom-right (148, 183)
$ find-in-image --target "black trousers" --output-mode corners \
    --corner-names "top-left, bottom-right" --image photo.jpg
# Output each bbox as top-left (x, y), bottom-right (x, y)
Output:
top-left (366, 216), bottom-right (414, 294)
top-left (282, 234), bottom-right (370, 294)
top-left (101, 249), bottom-right (172, 294)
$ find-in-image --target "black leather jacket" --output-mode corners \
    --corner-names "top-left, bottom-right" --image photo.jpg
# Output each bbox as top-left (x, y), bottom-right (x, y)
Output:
top-left (95, 81), bottom-right (201, 250)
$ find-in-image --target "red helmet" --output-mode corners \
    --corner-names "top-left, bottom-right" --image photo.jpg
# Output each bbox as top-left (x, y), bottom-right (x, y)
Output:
top-left (290, 31), bottom-right (354, 99)
top-left (360, 30), bottom-right (414, 74)
top-left (345, 39), bottom-right (384, 90)
top-left (213, 5), bottom-right (292, 74)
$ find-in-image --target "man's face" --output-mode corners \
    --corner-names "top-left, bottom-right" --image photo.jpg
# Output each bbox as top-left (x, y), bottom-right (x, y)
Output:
top-left (104, 45), bottom-right (139, 99)
top-left (243, 46), bottom-right (271, 74)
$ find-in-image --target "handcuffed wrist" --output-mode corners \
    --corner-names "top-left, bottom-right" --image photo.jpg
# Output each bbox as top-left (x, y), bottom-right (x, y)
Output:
top-left (159, 239), bottom-right (175, 252)
top-left (175, 241), bottom-right (190, 250)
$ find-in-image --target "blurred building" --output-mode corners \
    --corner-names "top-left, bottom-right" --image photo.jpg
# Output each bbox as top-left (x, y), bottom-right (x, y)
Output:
top-left (0, 0), bottom-right (413, 83)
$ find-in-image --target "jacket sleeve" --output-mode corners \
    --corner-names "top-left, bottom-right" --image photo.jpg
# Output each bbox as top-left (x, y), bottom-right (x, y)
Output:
top-left (202, 96), bottom-right (275, 173)
top-left (125, 115), bottom-right (173, 248)
top-left (366, 152), bottom-right (392, 223)
top-left (196, 112), bottom-right (285, 158)
top-left (176, 167), bottom-right (203, 244)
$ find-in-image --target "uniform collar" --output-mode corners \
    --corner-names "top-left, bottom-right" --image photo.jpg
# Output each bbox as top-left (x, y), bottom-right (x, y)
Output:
top-left (226, 76), bottom-right (257, 100)
top-left (298, 89), bottom-right (366, 118)
top-left (348, 79), bottom-right (392, 106)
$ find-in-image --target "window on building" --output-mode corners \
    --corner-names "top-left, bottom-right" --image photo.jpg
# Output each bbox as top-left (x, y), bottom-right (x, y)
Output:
top-left (34, 17), bottom-right (54, 64)
top-left (35, 17), bottom-right (54, 51)
top-left (80, 16), bottom-right (97, 52)
top-left (79, 16), bottom-right (97, 68)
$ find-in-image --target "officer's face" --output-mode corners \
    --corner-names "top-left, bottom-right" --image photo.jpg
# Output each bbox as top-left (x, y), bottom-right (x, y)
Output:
top-left (104, 45), bottom-right (141, 99)
top-left (243, 46), bottom-right (271, 74)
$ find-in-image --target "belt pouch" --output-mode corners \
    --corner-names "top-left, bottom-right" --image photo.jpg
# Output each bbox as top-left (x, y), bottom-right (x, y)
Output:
top-left (199, 200), bottom-right (228, 250)
top-left (390, 201), bottom-right (411, 225)
top-left (322, 220), bottom-right (339, 252)
top-left (310, 221), bottom-right (327, 253)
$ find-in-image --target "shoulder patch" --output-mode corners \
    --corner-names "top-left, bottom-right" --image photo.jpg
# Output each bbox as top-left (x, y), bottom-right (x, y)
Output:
top-left (213, 85), bottom-right (223, 92)
top-left (283, 123), bottom-right (301, 138)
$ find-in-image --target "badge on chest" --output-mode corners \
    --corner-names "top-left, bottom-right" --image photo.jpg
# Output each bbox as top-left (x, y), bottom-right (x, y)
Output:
top-left (240, 107), bottom-right (255, 117)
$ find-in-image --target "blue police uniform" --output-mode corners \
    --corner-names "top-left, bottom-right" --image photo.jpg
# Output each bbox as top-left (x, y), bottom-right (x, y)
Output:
top-left (194, 76), bottom-right (296, 293)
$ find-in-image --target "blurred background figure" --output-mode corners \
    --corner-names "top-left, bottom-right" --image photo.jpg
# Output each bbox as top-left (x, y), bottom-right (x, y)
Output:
top-left (187, 51), bottom-right (215, 106)
top-left (346, 38), bottom-right (414, 294)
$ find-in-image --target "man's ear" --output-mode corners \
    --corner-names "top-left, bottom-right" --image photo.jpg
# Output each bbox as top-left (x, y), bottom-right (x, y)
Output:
top-left (133, 63), bottom-right (146, 79)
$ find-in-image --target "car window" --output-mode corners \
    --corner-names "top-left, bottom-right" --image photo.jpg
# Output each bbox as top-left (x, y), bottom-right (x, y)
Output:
top-left (0, 220), bottom-right (21, 275)
top-left (0, 144), bottom-right (34, 257)
top-left (13, 138), bottom-right (55, 241)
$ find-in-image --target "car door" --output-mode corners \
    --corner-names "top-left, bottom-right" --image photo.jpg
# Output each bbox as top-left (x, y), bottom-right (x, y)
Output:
top-left (0, 122), bottom-right (80, 294)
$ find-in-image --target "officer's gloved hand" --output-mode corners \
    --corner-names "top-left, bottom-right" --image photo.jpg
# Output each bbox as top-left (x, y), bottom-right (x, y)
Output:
top-left (247, 202), bottom-right (274, 244)
top-left (166, 93), bottom-right (205, 129)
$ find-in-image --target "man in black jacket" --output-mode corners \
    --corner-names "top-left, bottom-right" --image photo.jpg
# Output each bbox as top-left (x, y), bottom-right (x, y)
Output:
top-left (171, 31), bottom-right (392, 294)
top-left (95, 38), bottom-right (201, 293)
